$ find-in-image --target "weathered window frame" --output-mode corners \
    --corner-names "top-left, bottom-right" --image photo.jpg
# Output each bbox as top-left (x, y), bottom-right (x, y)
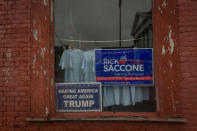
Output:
top-left (28, 0), bottom-right (186, 122)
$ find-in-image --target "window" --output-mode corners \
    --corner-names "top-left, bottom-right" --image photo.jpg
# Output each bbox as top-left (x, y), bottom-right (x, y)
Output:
top-left (54, 0), bottom-right (155, 113)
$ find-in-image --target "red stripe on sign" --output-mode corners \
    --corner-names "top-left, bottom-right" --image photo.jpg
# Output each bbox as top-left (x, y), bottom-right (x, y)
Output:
top-left (96, 76), bottom-right (152, 81)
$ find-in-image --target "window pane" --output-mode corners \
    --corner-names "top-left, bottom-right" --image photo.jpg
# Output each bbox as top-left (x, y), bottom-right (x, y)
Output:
top-left (54, 0), bottom-right (155, 112)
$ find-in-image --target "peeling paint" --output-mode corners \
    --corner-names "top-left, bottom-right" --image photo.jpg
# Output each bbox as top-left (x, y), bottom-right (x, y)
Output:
top-left (46, 107), bottom-right (49, 116)
top-left (41, 48), bottom-right (46, 58)
top-left (162, 45), bottom-right (166, 55)
top-left (7, 49), bottom-right (11, 52)
top-left (33, 54), bottom-right (36, 69)
top-left (50, 78), bottom-right (54, 103)
top-left (50, 48), bottom-right (53, 55)
top-left (33, 30), bottom-right (38, 41)
top-left (3, 68), bottom-right (10, 83)
top-left (44, 0), bottom-right (48, 6)
top-left (5, 78), bottom-right (8, 83)
top-left (5, 52), bottom-right (12, 58)
top-left (33, 20), bottom-right (36, 25)
top-left (158, 6), bottom-right (161, 11)
top-left (44, 69), bottom-right (48, 76)
top-left (50, 0), bottom-right (54, 23)
top-left (173, 104), bottom-right (176, 112)
top-left (51, 78), bottom-right (54, 87)
top-left (169, 60), bottom-right (173, 68)
top-left (158, 6), bottom-right (163, 14)
top-left (51, 78), bottom-right (54, 102)
top-left (163, 37), bottom-right (166, 42)
top-left (40, 65), bottom-right (43, 70)
top-left (162, 0), bottom-right (167, 8)
top-left (168, 25), bottom-right (175, 55)
top-left (173, 9), bottom-right (176, 15)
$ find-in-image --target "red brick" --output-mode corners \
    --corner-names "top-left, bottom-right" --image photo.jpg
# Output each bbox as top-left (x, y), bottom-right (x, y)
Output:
top-left (15, 96), bottom-right (30, 102)
top-left (0, 96), bottom-right (6, 101)
top-left (0, 102), bottom-right (3, 106)
top-left (6, 29), bottom-right (16, 34)
top-left (0, 87), bottom-right (6, 91)
top-left (6, 128), bottom-right (15, 131)
top-left (8, 1), bottom-right (16, 5)
top-left (9, 71), bottom-right (27, 77)
top-left (0, 92), bottom-right (4, 96)
top-left (180, 62), bottom-right (197, 73)
top-left (16, 0), bottom-right (29, 5)
top-left (0, 10), bottom-right (6, 15)
top-left (4, 102), bottom-right (17, 107)
top-left (18, 102), bottom-right (30, 107)
top-left (0, 48), bottom-right (6, 52)
top-left (15, 117), bottom-right (25, 122)
top-left (18, 92), bottom-right (26, 96)
top-left (0, 34), bottom-right (4, 38)
top-left (0, 106), bottom-right (6, 111)
top-left (6, 122), bottom-right (17, 126)
top-left (5, 92), bottom-right (18, 96)
top-left (15, 87), bottom-right (30, 92)
top-left (183, 78), bottom-right (197, 83)
top-left (6, 117), bottom-right (15, 122)
top-left (6, 107), bottom-right (15, 112)
top-left (0, 127), bottom-right (6, 131)
top-left (4, 112), bottom-right (27, 117)
top-left (14, 127), bottom-right (27, 131)
top-left (0, 6), bottom-right (6, 11)
top-left (4, 62), bottom-right (15, 67)
top-left (6, 96), bottom-right (15, 102)
top-left (17, 122), bottom-right (26, 127)
top-left (7, 19), bottom-right (30, 24)
top-left (0, 29), bottom-right (6, 33)
top-left (5, 24), bottom-right (30, 29)
top-left (14, 107), bottom-right (30, 112)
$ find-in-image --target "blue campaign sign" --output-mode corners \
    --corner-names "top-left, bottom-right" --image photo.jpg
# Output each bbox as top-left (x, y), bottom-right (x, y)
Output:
top-left (95, 49), bottom-right (153, 86)
top-left (56, 83), bottom-right (102, 112)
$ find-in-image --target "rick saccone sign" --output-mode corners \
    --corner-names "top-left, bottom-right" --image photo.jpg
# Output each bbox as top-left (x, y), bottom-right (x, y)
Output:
top-left (56, 83), bottom-right (102, 112)
top-left (95, 49), bottom-right (153, 86)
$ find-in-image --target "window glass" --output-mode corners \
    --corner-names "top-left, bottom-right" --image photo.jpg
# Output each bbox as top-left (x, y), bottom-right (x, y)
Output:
top-left (54, 0), bottom-right (155, 112)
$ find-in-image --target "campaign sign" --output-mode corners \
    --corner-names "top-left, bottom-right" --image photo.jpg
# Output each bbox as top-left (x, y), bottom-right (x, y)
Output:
top-left (56, 83), bottom-right (102, 112)
top-left (95, 49), bottom-right (153, 86)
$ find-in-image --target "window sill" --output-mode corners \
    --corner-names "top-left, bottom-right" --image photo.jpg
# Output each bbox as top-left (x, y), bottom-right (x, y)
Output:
top-left (26, 117), bottom-right (186, 123)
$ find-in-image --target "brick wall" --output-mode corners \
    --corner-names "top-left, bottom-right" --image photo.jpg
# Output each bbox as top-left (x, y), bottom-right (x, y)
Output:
top-left (177, 0), bottom-right (197, 130)
top-left (0, 0), bottom-right (196, 130)
top-left (0, 0), bottom-right (31, 129)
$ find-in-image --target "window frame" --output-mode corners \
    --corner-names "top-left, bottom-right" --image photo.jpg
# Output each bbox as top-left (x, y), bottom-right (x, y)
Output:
top-left (28, 0), bottom-right (188, 122)
top-left (48, 0), bottom-right (157, 118)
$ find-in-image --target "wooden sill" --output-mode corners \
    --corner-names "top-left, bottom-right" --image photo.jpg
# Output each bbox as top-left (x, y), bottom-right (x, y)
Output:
top-left (26, 117), bottom-right (186, 123)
